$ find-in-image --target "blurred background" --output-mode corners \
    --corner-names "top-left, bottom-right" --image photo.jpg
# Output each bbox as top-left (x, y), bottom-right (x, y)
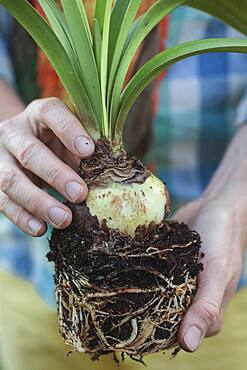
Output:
top-left (0, 2), bottom-right (247, 370)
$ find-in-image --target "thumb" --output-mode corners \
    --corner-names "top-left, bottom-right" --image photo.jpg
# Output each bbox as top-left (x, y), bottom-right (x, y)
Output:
top-left (178, 257), bottom-right (226, 352)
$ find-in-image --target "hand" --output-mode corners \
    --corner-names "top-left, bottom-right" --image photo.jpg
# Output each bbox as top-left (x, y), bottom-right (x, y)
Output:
top-left (0, 97), bottom-right (95, 237)
top-left (174, 124), bottom-right (247, 352)
top-left (174, 196), bottom-right (246, 352)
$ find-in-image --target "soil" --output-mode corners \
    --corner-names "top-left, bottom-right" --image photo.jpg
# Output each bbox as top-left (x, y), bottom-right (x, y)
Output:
top-left (48, 203), bottom-right (203, 360)
top-left (49, 203), bottom-right (202, 291)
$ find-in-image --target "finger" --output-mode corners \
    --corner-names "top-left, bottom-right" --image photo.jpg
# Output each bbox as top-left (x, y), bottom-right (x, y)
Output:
top-left (206, 288), bottom-right (233, 337)
top-left (61, 149), bottom-right (81, 171)
top-left (178, 256), bottom-right (227, 352)
top-left (0, 147), bottom-right (44, 189)
top-left (206, 310), bottom-right (225, 337)
top-left (28, 98), bottom-right (95, 158)
top-left (0, 190), bottom-right (46, 237)
top-left (3, 134), bottom-right (88, 203)
top-left (22, 168), bottom-right (43, 188)
top-left (207, 269), bottom-right (241, 336)
top-left (0, 166), bottom-right (72, 229)
top-left (46, 137), bottom-right (81, 170)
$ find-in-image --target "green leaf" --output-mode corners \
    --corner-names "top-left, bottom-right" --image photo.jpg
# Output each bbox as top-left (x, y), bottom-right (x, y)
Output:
top-left (0, 0), bottom-right (99, 139)
top-left (108, 0), bottom-right (133, 64)
top-left (124, 17), bottom-right (142, 52)
top-left (38, 0), bottom-right (73, 52)
top-left (116, 38), bottom-right (247, 138)
top-left (37, 0), bottom-right (83, 80)
top-left (96, 0), bottom-right (114, 137)
top-left (94, 0), bottom-right (108, 34)
top-left (93, 19), bottom-right (102, 75)
top-left (107, 0), bottom-right (142, 108)
top-left (61, 0), bottom-right (102, 125)
top-left (110, 0), bottom-right (186, 134)
top-left (186, 0), bottom-right (247, 36)
top-left (75, 0), bottom-right (93, 44)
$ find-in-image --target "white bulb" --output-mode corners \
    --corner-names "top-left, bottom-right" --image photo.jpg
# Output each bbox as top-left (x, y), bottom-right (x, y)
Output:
top-left (86, 175), bottom-right (169, 236)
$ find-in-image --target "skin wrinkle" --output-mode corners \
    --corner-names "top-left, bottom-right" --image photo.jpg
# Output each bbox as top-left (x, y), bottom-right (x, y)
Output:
top-left (0, 84), bottom-right (94, 235)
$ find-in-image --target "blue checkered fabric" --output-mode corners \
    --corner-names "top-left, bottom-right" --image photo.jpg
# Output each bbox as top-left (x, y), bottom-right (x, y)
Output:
top-left (149, 7), bottom-right (247, 287)
top-left (0, 6), bottom-right (247, 306)
top-left (150, 7), bottom-right (247, 203)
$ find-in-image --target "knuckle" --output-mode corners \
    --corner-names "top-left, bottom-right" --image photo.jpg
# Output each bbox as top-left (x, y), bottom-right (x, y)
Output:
top-left (0, 168), bottom-right (18, 194)
top-left (58, 119), bottom-right (75, 135)
top-left (0, 192), bottom-right (9, 213)
top-left (46, 166), bottom-right (63, 185)
top-left (18, 140), bottom-right (39, 168)
top-left (26, 193), bottom-right (41, 213)
top-left (0, 119), bottom-right (15, 141)
top-left (200, 301), bottom-right (220, 325)
top-left (38, 97), bottom-right (61, 118)
top-left (12, 207), bottom-right (27, 227)
top-left (26, 99), bottom-right (42, 116)
top-left (207, 317), bottom-right (224, 337)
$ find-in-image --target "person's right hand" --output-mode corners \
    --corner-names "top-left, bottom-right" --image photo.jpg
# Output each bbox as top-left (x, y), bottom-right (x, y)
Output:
top-left (0, 97), bottom-right (95, 237)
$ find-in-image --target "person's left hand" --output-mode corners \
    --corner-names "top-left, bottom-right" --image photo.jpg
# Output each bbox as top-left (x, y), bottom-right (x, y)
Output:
top-left (174, 196), bottom-right (246, 352)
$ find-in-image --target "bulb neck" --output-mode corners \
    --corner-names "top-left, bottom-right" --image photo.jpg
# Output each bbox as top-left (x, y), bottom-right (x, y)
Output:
top-left (79, 136), bottom-right (150, 189)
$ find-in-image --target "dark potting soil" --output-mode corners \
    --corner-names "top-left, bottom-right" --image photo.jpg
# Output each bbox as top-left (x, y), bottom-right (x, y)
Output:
top-left (48, 203), bottom-right (202, 291)
top-left (48, 201), bottom-right (203, 359)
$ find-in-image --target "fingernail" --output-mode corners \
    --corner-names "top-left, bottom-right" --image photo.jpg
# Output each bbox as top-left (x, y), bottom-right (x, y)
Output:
top-left (65, 181), bottom-right (83, 202)
top-left (74, 135), bottom-right (94, 157)
top-left (184, 326), bottom-right (203, 352)
top-left (28, 219), bottom-right (42, 234)
top-left (48, 207), bottom-right (68, 226)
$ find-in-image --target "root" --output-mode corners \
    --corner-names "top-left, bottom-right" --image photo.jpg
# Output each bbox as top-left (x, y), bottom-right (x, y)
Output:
top-left (48, 219), bottom-right (202, 359)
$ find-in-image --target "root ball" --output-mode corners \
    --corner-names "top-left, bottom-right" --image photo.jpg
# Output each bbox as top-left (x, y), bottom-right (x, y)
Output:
top-left (48, 203), bottom-right (202, 360)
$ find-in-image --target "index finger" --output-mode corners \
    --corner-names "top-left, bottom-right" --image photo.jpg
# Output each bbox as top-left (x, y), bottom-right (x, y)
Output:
top-left (28, 98), bottom-right (95, 158)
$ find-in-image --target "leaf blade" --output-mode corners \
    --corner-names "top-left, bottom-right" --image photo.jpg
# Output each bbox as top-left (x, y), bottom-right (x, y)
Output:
top-left (61, 0), bottom-right (102, 125)
top-left (38, 0), bottom-right (70, 47)
top-left (108, 0), bottom-right (132, 63)
top-left (94, 0), bottom-right (107, 33)
top-left (75, 0), bottom-right (92, 44)
top-left (95, 0), bottom-right (114, 136)
top-left (107, 0), bottom-right (142, 109)
top-left (186, 0), bottom-right (247, 36)
top-left (37, 0), bottom-right (79, 72)
top-left (0, 0), bottom-right (99, 138)
top-left (110, 0), bottom-right (187, 132)
top-left (93, 18), bottom-right (102, 75)
top-left (116, 38), bottom-right (247, 137)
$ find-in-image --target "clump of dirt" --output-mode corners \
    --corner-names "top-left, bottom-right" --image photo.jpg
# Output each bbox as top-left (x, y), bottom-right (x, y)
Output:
top-left (48, 202), bottom-right (203, 361)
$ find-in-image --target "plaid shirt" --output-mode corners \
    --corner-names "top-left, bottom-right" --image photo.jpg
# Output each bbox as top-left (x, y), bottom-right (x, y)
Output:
top-left (0, 6), bottom-right (247, 307)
